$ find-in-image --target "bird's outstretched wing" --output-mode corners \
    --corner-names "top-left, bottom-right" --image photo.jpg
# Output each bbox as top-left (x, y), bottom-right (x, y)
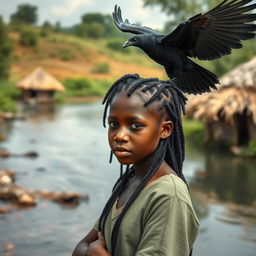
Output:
top-left (112, 5), bottom-right (162, 36)
top-left (159, 0), bottom-right (256, 60)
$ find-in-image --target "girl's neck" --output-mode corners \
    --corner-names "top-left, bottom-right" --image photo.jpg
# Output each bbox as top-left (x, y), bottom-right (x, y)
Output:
top-left (133, 156), bottom-right (176, 183)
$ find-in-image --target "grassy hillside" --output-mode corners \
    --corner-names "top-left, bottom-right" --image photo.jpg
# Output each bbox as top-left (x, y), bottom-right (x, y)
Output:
top-left (10, 30), bottom-right (166, 83)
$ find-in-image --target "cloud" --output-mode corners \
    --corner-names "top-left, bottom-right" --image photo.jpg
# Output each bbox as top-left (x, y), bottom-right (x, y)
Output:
top-left (51, 0), bottom-right (92, 16)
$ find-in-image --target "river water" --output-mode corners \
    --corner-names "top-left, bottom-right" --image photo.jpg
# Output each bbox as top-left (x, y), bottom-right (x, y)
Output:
top-left (0, 102), bottom-right (255, 256)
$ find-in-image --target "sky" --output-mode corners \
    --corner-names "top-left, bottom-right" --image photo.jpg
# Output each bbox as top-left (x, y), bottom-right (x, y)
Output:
top-left (0, 0), bottom-right (170, 30)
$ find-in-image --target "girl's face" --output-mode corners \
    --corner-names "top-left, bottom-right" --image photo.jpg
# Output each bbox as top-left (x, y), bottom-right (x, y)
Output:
top-left (107, 91), bottom-right (172, 165)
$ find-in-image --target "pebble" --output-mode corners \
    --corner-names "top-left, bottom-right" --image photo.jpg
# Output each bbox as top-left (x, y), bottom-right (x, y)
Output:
top-left (18, 194), bottom-right (36, 206)
top-left (0, 175), bottom-right (12, 185)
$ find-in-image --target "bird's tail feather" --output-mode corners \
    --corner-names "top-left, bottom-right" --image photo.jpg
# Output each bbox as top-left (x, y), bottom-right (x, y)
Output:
top-left (175, 59), bottom-right (219, 95)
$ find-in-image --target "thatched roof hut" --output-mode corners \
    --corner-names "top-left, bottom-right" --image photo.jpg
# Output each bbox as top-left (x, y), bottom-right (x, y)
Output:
top-left (16, 67), bottom-right (65, 103)
top-left (186, 57), bottom-right (256, 146)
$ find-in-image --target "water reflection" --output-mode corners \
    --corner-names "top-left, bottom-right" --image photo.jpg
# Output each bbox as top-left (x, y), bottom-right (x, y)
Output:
top-left (191, 151), bottom-right (256, 205)
top-left (189, 149), bottom-right (256, 213)
top-left (187, 146), bottom-right (256, 256)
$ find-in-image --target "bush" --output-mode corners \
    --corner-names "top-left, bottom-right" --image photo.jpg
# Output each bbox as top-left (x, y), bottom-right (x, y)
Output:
top-left (58, 48), bottom-right (74, 61)
top-left (0, 95), bottom-right (17, 112)
top-left (237, 140), bottom-right (256, 157)
top-left (0, 17), bottom-right (13, 80)
top-left (106, 39), bottom-right (130, 53)
top-left (39, 29), bottom-right (48, 38)
top-left (0, 80), bottom-right (20, 112)
top-left (62, 77), bottom-right (109, 97)
top-left (91, 62), bottom-right (110, 74)
top-left (183, 118), bottom-right (205, 144)
top-left (19, 29), bottom-right (38, 47)
top-left (74, 22), bottom-right (104, 38)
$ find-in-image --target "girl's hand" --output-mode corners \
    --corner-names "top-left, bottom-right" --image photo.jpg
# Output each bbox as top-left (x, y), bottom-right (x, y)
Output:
top-left (86, 232), bottom-right (110, 256)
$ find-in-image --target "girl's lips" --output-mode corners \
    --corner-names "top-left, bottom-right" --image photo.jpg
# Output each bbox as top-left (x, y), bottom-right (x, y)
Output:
top-left (114, 147), bottom-right (131, 157)
top-left (114, 150), bottom-right (131, 157)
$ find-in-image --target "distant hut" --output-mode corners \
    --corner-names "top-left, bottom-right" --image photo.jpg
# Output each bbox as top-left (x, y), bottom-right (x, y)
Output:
top-left (186, 57), bottom-right (256, 147)
top-left (16, 67), bottom-right (65, 103)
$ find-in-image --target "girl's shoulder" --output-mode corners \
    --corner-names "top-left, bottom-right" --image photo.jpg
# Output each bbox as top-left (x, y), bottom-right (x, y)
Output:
top-left (139, 174), bottom-right (199, 225)
top-left (142, 174), bottom-right (192, 206)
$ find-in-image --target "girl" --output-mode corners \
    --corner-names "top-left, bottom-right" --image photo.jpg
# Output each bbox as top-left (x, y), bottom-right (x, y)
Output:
top-left (72, 74), bottom-right (199, 256)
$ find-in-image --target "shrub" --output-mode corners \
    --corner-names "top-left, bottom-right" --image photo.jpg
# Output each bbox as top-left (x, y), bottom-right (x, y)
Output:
top-left (74, 22), bottom-right (104, 38)
top-left (39, 29), bottom-right (48, 37)
top-left (0, 95), bottom-right (17, 112)
top-left (91, 62), bottom-right (110, 74)
top-left (0, 80), bottom-right (20, 112)
top-left (58, 48), bottom-right (74, 61)
top-left (62, 77), bottom-right (109, 97)
top-left (19, 29), bottom-right (38, 47)
top-left (237, 140), bottom-right (256, 157)
top-left (0, 17), bottom-right (13, 80)
top-left (106, 39), bottom-right (130, 53)
top-left (183, 118), bottom-right (205, 144)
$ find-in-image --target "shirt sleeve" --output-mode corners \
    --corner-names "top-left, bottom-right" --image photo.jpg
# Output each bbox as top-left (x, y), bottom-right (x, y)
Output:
top-left (135, 196), bottom-right (199, 256)
top-left (93, 218), bottom-right (99, 231)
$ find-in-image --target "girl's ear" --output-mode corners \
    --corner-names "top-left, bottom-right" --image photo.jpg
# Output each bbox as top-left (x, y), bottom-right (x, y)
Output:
top-left (160, 121), bottom-right (173, 139)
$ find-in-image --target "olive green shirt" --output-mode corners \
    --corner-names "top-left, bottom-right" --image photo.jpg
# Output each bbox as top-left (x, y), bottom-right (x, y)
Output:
top-left (94, 174), bottom-right (199, 256)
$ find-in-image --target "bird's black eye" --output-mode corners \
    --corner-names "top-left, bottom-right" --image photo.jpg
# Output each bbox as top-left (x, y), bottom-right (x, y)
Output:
top-left (132, 38), bottom-right (137, 42)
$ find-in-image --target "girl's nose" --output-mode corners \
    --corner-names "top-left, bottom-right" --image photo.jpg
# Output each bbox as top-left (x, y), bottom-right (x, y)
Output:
top-left (114, 128), bottom-right (128, 142)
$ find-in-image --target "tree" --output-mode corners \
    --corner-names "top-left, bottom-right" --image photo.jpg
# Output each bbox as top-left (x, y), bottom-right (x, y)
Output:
top-left (81, 13), bottom-right (118, 37)
top-left (81, 13), bottom-right (107, 24)
top-left (10, 4), bottom-right (38, 25)
top-left (19, 29), bottom-right (38, 47)
top-left (54, 21), bottom-right (61, 33)
top-left (74, 22), bottom-right (104, 38)
top-left (42, 21), bottom-right (53, 30)
top-left (142, 0), bottom-right (220, 28)
top-left (0, 16), bottom-right (12, 80)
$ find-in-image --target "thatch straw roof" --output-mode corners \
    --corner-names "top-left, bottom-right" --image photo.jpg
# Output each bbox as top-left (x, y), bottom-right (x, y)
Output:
top-left (186, 57), bottom-right (256, 125)
top-left (220, 57), bottom-right (256, 88)
top-left (16, 67), bottom-right (65, 92)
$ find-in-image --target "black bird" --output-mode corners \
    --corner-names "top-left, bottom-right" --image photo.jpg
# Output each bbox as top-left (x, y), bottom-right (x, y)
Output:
top-left (113, 0), bottom-right (256, 94)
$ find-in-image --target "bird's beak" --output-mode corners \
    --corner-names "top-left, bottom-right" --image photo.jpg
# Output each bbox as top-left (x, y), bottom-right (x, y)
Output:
top-left (122, 40), bottom-right (132, 48)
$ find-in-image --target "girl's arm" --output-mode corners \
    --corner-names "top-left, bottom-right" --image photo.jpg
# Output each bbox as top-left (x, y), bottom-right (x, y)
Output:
top-left (72, 229), bottom-right (111, 256)
top-left (72, 228), bottom-right (98, 256)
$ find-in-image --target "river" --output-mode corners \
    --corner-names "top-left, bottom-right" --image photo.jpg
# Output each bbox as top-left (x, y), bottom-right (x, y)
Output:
top-left (0, 102), bottom-right (255, 256)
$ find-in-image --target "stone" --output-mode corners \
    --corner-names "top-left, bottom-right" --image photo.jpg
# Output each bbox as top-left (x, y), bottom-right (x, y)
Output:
top-left (18, 194), bottom-right (36, 206)
top-left (0, 175), bottom-right (12, 185)
top-left (0, 150), bottom-right (10, 158)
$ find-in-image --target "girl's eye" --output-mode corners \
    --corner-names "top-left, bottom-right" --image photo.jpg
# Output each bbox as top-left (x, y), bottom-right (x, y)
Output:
top-left (108, 121), bottom-right (119, 129)
top-left (131, 122), bottom-right (143, 129)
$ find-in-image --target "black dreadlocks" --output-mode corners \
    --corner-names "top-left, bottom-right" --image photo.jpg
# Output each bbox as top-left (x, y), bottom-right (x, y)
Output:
top-left (99, 74), bottom-right (188, 256)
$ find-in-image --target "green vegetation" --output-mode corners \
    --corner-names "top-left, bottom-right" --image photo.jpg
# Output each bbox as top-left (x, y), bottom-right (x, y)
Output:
top-left (74, 22), bottom-right (105, 38)
top-left (235, 140), bottom-right (256, 157)
top-left (72, 12), bottom-right (122, 39)
top-left (19, 29), bottom-right (38, 47)
top-left (55, 77), bottom-right (110, 102)
top-left (91, 62), bottom-right (110, 74)
top-left (183, 118), bottom-right (205, 144)
top-left (143, 0), bottom-right (223, 28)
top-left (106, 39), bottom-right (130, 54)
top-left (0, 80), bottom-right (20, 112)
top-left (10, 4), bottom-right (38, 25)
top-left (58, 48), bottom-right (75, 61)
top-left (0, 17), bottom-right (12, 80)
